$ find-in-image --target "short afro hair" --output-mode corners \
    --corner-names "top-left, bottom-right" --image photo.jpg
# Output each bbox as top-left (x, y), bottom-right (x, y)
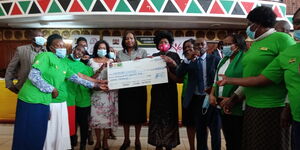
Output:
top-left (247, 6), bottom-right (276, 28)
top-left (154, 30), bottom-right (174, 50)
top-left (76, 37), bottom-right (87, 44)
top-left (46, 34), bottom-right (62, 51)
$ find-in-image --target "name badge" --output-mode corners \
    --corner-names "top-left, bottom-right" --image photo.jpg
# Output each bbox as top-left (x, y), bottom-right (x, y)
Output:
top-left (289, 58), bottom-right (296, 64)
top-left (259, 47), bottom-right (268, 51)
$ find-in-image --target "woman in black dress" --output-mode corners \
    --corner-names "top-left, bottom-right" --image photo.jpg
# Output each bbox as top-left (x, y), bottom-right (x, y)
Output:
top-left (116, 31), bottom-right (148, 150)
top-left (148, 31), bottom-right (181, 150)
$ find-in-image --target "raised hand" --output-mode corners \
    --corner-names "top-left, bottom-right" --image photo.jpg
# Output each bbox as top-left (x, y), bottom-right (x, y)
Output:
top-left (217, 74), bottom-right (229, 86)
top-left (160, 55), bottom-right (176, 67)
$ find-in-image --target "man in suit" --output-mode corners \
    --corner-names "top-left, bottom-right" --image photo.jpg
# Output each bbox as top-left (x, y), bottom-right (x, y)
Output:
top-left (177, 38), bottom-right (221, 150)
top-left (5, 30), bottom-right (46, 94)
top-left (212, 41), bottom-right (223, 60)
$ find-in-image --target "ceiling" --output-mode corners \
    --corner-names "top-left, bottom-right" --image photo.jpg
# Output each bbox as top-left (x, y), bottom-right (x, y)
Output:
top-left (0, 14), bottom-right (248, 29)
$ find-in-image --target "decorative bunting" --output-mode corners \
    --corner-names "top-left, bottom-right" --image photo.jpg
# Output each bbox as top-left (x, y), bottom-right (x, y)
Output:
top-left (287, 16), bottom-right (293, 25)
top-left (232, 2), bottom-right (244, 15)
top-left (220, 0), bottom-right (234, 14)
top-left (92, 0), bottom-right (107, 11)
top-left (69, 0), bottom-right (84, 12)
top-left (127, 0), bottom-right (141, 11)
top-left (29, 1), bottom-right (41, 14)
top-left (139, 0), bottom-right (155, 13)
top-left (48, 0), bottom-right (62, 13)
top-left (0, 5), bottom-right (5, 16)
top-left (2, 3), bottom-right (12, 15)
top-left (115, 0), bottom-right (131, 12)
top-left (19, 1), bottom-right (31, 13)
top-left (163, 0), bottom-right (178, 13)
top-left (261, 4), bottom-right (273, 8)
top-left (103, 0), bottom-right (117, 11)
top-left (174, 0), bottom-right (189, 12)
top-left (241, 1), bottom-right (254, 13)
top-left (58, 0), bottom-right (71, 11)
top-left (210, 1), bottom-right (224, 14)
top-left (150, 0), bottom-right (165, 12)
top-left (273, 6), bottom-right (282, 18)
top-left (11, 3), bottom-right (22, 15)
top-left (187, 0), bottom-right (201, 14)
top-left (280, 6), bottom-right (286, 16)
top-left (80, 0), bottom-right (94, 11)
top-left (36, 0), bottom-right (51, 12)
top-left (197, 0), bottom-right (212, 12)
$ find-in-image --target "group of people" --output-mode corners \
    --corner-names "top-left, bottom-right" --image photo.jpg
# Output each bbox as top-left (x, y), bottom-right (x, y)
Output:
top-left (4, 5), bottom-right (300, 150)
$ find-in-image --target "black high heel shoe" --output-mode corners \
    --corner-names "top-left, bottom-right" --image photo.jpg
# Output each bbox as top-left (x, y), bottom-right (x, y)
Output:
top-left (93, 142), bottom-right (101, 150)
top-left (119, 140), bottom-right (130, 150)
top-left (135, 142), bottom-right (141, 150)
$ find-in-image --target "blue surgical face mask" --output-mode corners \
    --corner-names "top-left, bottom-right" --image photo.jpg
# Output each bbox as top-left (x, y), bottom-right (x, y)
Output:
top-left (202, 95), bottom-right (210, 114)
top-left (55, 48), bottom-right (67, 58)
top-left (97, 49), bottom-right (107, 57)
top-left (35, 37), bottom-right (46, 46)
top-left (70, 53), bottom-right (80, 61)
top-left (294, 30), bottom-right (300, 41)
top-left (109, 52), bottom-right (115, 59)
top-left (222, 45), bottom-right (233, 57)
top-left (246, 25), bottom-right (256, 40)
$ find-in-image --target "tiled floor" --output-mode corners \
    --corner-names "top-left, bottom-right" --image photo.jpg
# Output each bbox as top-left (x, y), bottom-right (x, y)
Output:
top-left (0, 124), bottom-right (226, 150)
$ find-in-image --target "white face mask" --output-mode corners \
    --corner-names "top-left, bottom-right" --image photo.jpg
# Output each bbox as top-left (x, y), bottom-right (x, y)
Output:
top-left (109, 52), bottom-right (116, 59)
top-left (97, 49), bottom-right (107, 57)
top-left (34, 37), bottom-right (46, 46)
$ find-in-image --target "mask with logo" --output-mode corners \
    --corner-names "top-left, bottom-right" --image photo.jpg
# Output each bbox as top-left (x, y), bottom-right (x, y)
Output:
top-left (202, 95), bottom-right (210, 114)
top-left (246, 24), bottom-right (256, 40)
top-left (109, 52), bottom-right (116, 59)
top-left (34, 37), bottom-right (46, 46)
top-left (294, 30), bottom-right (300, 41)
top-left (70, 53), bottom-right (81, 61)
top-left (222, 45), bottom-right (234, 57)
top-left (55, 48), bottom-right (67, 58)
top-left (97, 49), bottom-right (107, 57)
top-left (159, 44), bottom-right (170, 52)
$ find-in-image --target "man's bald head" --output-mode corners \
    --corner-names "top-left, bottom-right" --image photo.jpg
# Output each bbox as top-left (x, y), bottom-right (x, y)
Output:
top-left (30, 29), bottom-right (43, 39)
top-left (275, 20), bottom-right (291, 34)
top-left (195, 38), bottom-right (207, 55)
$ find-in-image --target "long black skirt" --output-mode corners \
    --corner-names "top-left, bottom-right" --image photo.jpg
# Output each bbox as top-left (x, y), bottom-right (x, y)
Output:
top-left (118, 86), bottom-right (147, 125)
top-left (242, 105), bottom-right (290, 150)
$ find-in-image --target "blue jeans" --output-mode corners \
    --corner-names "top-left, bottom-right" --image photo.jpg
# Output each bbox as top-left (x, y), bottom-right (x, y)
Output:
top-left (195, 96), bottom-right (221, 150)
top-left (292, 120), bottom-right (300, 150)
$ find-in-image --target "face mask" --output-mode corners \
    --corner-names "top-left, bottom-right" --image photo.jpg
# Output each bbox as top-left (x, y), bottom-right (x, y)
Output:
top-left (202, 95), bottom-right (210, 114)
top-left (294, 30), bottom-right (300, 41)
top-left (84, 47), bottom-right (88, 51)
top-left (55, 48), bottom-right (67, 58)
top-left (70, 53), bottom-right (80, 61)
top-left (222, 45), bottom-right (233, 57)
top-left (97, 49), bottom-right (107, 57)
top-left (109, 52), bottom-right (116, 59)
top-left (246, 25), bottom-right (256, 40)
top-left (34, 37), bottom-right (46, 46)
top-left (159, 44), bottom-right (170, 52)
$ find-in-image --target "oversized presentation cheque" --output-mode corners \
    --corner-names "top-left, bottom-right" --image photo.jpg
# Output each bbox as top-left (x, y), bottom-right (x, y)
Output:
top-left (107, 57), bottom-right (168, 90)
